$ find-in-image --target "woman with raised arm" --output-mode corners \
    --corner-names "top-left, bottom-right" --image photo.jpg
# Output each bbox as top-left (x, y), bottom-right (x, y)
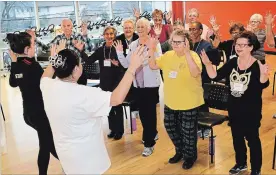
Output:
top-left (148, 29), bottom-right (203, 169)
top-left (201, 31), bottom-right (269, 175)
top-left (7, 32), bottom-right (59, 175)
top-left (40, 45), bottom-right (145, 174)
top-left (113, 17), bottom-right (162, 157)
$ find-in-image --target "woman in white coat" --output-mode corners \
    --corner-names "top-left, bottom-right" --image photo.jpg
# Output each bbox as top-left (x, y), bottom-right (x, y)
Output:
top-left (40, 46), bottom-right (145, 174)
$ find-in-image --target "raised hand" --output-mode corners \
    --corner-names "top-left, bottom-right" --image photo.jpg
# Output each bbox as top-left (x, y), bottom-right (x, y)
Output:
top-left (113, 40), bottom-right (123, 52)
top-left (81, 22), bottom-right (88, 36)
top-left (147, 35), bottom-right (159, 50)
top-left (50, 44), bottom-right (57, 56)
top-left (184, 38), bottom-right (190, 53)
top-left (165, 10), bottom-right (172, 23)
top-left (57, 39), bottom-right (66, 53)
top-left (228, 20), bottom-right (235, 27)
top-left (209, 15), bottom-right (217, 27)
top-left (206, 29), bottom-right (214, 39)
top-left (133, 8), bottom-right (140, 19)
top-left (129, 45), bottom-right (146, 70)
top-left (9, 49), bottom-right (17, 62)
top-left (246, 22), bottom-right (253, 32)
top-left (111, 59), bottom-right (119, 67)
top-left (73, 40), bottom-right (84, 51)
top-left (200, 49), bottom-right (212, 65)
top-left (258, 61), bottom-right (269, 76)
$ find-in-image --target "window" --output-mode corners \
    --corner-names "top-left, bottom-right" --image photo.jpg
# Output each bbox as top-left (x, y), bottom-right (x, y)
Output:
top-left (79, 1), bottom-right (112, 39)
top-left (0, 1), bottom-right (35, 33)
top-left (37, 1), bottom-right (76, 43)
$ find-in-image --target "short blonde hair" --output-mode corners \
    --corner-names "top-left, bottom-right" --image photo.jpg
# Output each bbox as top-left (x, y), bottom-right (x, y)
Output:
top-left (103, 26), bottom-right (117, 36)
top-left (123, 19), bottom-right (135, 28)
top-left (250, 14), bottom-right (263, 22)
top-left (136, 17), bottom-right (151, 30)
top-left (188, 8), bottom-right (199, 17)
top-left (152, 9), bottom-right (163, 18)
top-left (169, 29), bottom-right (193, 49)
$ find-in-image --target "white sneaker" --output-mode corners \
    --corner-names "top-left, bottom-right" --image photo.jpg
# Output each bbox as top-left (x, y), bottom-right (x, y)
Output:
top-left (142, 134), bottom-right (159, 143)
top-left (142, 147), bottom-right (154, 157)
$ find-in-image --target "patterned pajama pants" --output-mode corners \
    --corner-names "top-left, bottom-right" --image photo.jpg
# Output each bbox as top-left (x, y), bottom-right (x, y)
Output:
top-left (164, 105), bottom-right (199, 161)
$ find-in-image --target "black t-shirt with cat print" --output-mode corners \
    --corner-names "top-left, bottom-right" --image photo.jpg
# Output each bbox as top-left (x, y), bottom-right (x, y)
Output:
top-left (212, 57), bottom-right (269, 125)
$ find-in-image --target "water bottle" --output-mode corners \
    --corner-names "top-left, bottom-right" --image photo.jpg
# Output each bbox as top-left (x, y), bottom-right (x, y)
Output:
top-left (131, 111), bottom-right (137, 131)
top-left (209, 136), bottom-right (216, 155)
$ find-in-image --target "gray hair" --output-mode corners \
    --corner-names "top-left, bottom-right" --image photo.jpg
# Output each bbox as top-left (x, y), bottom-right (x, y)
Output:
top-left (250, 14), bottom-right (263, 23)
top-left (136, 17), bottom-right (151, 30)
top-left (123, 19), bottom-right (135, 28)
top-left (103, 26), bottom-right (117, 36)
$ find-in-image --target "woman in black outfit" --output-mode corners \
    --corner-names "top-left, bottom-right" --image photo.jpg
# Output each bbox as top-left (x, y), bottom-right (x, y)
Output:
top-left (7, 32), bottom-right (58, 175)
top-left (201, 31), bottom-right (269, 175)
top-left (80, 26), bottom-right (125, 140)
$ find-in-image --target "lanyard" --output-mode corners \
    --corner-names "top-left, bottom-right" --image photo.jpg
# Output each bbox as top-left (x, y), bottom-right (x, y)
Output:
top-left (103, 46), bottom-right (112, 60)
top-left (194, 40), bottom-right (202, 53)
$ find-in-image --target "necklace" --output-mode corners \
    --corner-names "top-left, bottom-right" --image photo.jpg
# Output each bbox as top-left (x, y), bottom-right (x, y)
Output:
top-left (194, 39), bottom-right (202, 53)
top-left (237, 55), bottom-right (252, 73)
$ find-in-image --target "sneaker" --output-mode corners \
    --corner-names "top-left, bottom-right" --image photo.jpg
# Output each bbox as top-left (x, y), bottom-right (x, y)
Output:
top-left (113, 133), bottom-right (123, 140)
top-left (142, 134), bottom-right (159, 143)
top-left (107, 131), bottom-right (115, 138)
top-left (229, 164), bottom-right (248, 175)
top-left (197, 129), bottom-right (211, 138)
top-left (251, 170), bottom-right (261, 175)
top-left (169, 153), bottom-right (182, 164)
top-left (182, 158), bottom-right (196, 169)
top-left (142, 147), bottom-right (154, 157)
top-left (273, 113), bottom-right (276, 118)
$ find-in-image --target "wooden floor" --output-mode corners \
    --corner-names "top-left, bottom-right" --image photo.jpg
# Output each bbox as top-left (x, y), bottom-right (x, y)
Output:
top-left (1, 55), bottom-right (276, 174)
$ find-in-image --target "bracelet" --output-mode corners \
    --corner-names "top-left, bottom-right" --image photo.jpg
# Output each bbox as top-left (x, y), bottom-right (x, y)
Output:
top-left (126, 70), bottom-right (135, 77)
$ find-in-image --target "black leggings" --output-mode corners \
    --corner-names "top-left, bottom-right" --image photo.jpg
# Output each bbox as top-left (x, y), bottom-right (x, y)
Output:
top-left (24, 112), bottom-right (58, 175)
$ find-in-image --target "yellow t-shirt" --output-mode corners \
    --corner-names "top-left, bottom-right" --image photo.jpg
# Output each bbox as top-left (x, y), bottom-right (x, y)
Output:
top-left (156, 50), bottom-right (204, 110)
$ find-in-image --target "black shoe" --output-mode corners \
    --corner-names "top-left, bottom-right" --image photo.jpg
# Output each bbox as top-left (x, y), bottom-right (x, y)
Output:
top-left (114, 133), bottom-right (123, 140)
top-left (229, 164), bottom-right (247, 175)
top-left (182, 158), bottom-right (195, 169)
top-left (169, 153), bottom-right (182, 164)
top-left (251, 170), bottom-right (261, 175)
top-left (107, 131), bottom-right (115, 138)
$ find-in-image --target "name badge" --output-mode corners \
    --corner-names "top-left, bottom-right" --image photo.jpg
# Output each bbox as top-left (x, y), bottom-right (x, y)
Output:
top-left (233, 82), bottom-right (244, 92)
top-left (169, 71), bottom-right (178, 79)
top-left (230, 55), bottom-right (237, 59)
top-left (104, 60), bottom-right (111, 67)
top-left (126, 49), bottom-right (129, 55)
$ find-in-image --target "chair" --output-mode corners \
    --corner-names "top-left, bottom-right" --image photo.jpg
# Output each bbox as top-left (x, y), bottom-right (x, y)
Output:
top-left (1, 104), bottom-right (5, 121)
top-left (273, 133), bottom-right (276, 169)
top-left (273, 72), bottom-right (276, 95)
top-left (122, 101), bottom-right (133, 134)
top-left (198, 83), bottom-right (229, 163)
top-left (83, 62), bottom-right (100, 80)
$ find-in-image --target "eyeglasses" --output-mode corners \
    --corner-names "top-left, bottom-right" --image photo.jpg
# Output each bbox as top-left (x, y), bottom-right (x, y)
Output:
top-left (171, 40), bottom-right (185, 45)
top-left (189, 28), bottom-right (199, 32)
top-left (250, 20), bottom-right (260, 24)
top-left (235, 43), bottom-right (249, 48)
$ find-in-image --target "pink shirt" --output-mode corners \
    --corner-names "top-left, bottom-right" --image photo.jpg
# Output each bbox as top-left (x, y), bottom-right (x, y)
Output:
top-left (149, 24), bottom-right (171, 44)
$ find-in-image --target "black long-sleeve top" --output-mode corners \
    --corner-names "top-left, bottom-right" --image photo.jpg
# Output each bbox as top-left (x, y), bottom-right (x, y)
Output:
top-left (82, 43), bottom-right (125, 92)
top-left (9, 57), bottom-right (45, 114)
top-left (212, 57), bottom-right (269, 125)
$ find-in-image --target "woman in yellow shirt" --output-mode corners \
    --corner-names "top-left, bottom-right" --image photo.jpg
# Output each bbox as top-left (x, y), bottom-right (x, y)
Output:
top-left (148, 29), bottom-right (204, 169)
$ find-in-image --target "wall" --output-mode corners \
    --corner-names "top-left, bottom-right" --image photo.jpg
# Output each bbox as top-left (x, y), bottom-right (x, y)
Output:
top-left (185, 1), bottom-right (276, 51)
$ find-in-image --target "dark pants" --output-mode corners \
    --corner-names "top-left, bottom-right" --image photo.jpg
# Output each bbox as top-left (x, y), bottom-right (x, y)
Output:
top-left (108, 105), bottom-right (124, 133)
top-left (231, 122), bottom-right (262, 171)
top-left (164, 105), bottom-right (199, 161)
top-left (134, 87), bottom-right (159, 147)
top-left (24, 111), bottom-right (58, 175)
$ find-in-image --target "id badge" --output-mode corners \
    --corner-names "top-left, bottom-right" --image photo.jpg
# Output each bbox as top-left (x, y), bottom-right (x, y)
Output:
top-left (230, 55), bottom-right (237, 59)
top-left (233, 82), bottom-right (244, 92)
top-left (169, 71), bottom-right (178, 79)
top-left (104, 60), bottom-right (111, 67)
top-left (126, 49), bottom-right (129, 55)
